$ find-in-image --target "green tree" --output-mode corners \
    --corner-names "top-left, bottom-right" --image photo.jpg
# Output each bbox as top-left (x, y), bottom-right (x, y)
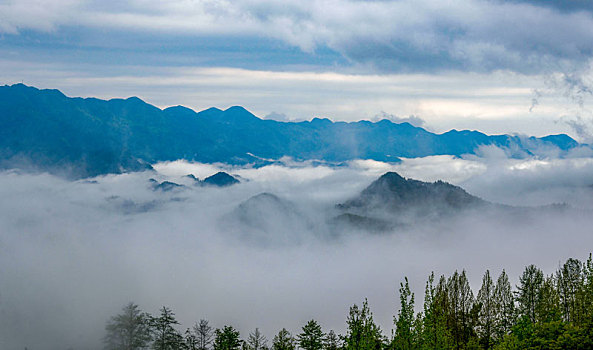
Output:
top-left (493, 270), bottom-right (515, 343)
top-left (272, 329), bottom-right (295, 350)
top-left (535, 275), bottom-right (561, 323)
top-left (447, 270), bottom-right (475, 349)
top-left (151, 306), bottom-right (184, 350)
top-left (344, 299), bottom-right (383, 350)
top-left (323, 330), bottom-right (341, 350)
top-left (214, 326), bottom-right (242, 350)
top-left (420, 273), bottom-right (452, 350)
top-left (104, 302), bottom-right (152, 350)
top-left (584, 254), bottom-right (593, 320)
top-left (557, 258), bottom-right (584, 325)
top-left (393, 278), bottom-right (415, 350)
top-left (476, 270), bottom-right (496, 349)
top-left (298, 320), bottom-right (324, 350)
top-left (515, 265), bottom-right (543, 324)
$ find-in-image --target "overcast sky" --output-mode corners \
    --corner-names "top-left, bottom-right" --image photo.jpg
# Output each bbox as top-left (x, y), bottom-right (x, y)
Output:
top-left (2, 0), bottom-right (593, 138)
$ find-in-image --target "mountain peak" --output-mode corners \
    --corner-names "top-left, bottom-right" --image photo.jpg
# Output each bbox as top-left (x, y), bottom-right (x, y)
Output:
top-left (376, 171), bottom-right (406, 184)
top-left (222, 106), bottom-right (260, 121)
top-left (203, 172), bottom-right (240, 187)
top-left (340, 171), bottom-right (485, 215)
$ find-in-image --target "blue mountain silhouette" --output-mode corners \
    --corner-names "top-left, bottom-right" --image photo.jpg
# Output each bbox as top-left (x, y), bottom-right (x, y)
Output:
top-left (0, 84), bottom-right (583, 178)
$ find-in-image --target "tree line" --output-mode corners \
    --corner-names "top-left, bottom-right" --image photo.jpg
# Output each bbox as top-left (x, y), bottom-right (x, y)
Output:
top-left (104, 254), bottom-right (593, 350)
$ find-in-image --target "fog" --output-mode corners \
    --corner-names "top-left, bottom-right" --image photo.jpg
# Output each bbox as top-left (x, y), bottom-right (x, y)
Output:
top-left (2, 155), bottom-right (593, 349)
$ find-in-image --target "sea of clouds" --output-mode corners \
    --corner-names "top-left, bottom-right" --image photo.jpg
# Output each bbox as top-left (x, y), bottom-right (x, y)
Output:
top-left (2, 152), bottom-right (593, 349)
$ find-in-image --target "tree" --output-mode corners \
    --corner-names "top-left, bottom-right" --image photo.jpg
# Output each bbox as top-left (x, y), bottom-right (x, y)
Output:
top-left (323, 330), bottom-right (341, 350)
top-left (515, 265), bottom-right (544, 324)
top-left (493, 269), bottom-right (515, 343)
top-left (447, 270), bottom-right (475, 349)
top-left (151, 306), bottom-right (184, 350)
top-left (104, 302), bottom-right (152, 350)
top-left (476, 270), bottom-right (496, 349)
top-left (245, 328), bottom-right (268, 350)
top-left (192, 319), bottom-right (214, 350)
top-left (298, 320), bottom-right (324, 350)
top-left (420, 273), bottom-right (451, 350)
top-left (187, 328), bottom-right (199, 350)
top-left (272, 328), bottom-right (295, 350)
top-left (584, 254), bottom-right (593, 320)
top-left (534, 275), bottom-right (561, 323)
top-left (214, 326), bottom-right (242, 350)
top-left (556, 258), bottom-right (584, 324)
top-left (393, 278), bottom-right (415, 350)
top-left (344, 299), bottom-right (383, 350)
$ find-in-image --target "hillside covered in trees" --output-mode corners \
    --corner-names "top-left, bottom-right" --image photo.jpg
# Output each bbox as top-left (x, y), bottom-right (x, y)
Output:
top-left (104, 254), bottom-right (593, 350)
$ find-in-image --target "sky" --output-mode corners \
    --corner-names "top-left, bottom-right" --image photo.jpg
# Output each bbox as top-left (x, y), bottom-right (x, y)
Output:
top-left (2, 0), bottom-right (593, 138)
top-left (4, 3), bottom-right (593, 348)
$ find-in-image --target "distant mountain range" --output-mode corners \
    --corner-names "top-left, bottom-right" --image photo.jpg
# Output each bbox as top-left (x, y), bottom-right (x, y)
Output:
top-left (0, 84), bottom-right (584, 178)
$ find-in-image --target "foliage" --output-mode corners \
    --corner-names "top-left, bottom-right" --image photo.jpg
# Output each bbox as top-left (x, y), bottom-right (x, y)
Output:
top-left (272, 328), bottom-right (296, 350)
top-left (150, 306), bottom-right (184, 350)
top-left (103, 254), bottom-right (593, 350)
top-left (298, 320), bottom-right (325, 350)
top-left (214, 326), bottom-right (242, 350)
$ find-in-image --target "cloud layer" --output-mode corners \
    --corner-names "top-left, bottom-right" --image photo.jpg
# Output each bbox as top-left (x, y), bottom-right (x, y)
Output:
top-left (2, 155), bottom-right (593, 349)
top-left (2, 0), bottom-right (593, 73)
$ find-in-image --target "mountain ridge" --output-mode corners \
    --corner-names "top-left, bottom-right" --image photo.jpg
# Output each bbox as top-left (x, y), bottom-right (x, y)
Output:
top-left (0, 84), bottom-right (585, 178)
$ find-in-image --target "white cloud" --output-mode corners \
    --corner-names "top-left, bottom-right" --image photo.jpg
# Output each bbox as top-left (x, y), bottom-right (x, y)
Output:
top-left (2, 157), bottom-right (593, 348)
top-left (3, 0), bottom-right (593, 73)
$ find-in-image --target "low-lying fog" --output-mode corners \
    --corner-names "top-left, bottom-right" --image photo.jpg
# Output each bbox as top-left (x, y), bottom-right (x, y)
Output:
top-left (2, 150), bottom-right (593, 349)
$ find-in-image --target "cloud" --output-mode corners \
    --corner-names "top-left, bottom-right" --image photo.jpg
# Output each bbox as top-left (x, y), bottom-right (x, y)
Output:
top-left (2, 0), bottom-right (593, 74)
top-left (264, 112), bottom-right (292, 122)
top-left (2, 156), bottom-right (593, 348)
top-left (372, 111), bottom-right (426, 128)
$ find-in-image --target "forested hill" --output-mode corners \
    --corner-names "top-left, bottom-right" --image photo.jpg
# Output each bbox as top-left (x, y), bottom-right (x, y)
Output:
top-left (0, 84), bottom-right (583, 178)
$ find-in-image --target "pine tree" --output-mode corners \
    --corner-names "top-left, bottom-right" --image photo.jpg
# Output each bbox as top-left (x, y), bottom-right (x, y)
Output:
top-left (104, 302), bottom-right (152, 350)
top-left (298, 320), bottom-right (324, 350)
top-left (447, 270), bottom-right (475, 350)
top-left (476, 270), bottom-right (495, 349)
top-left (323, 330), bottom-right (341, 350)
top-left (151, 306), bottom-right (184, 350)
top-left (245, 328), bottom-right (268, 350)
top-left (535, 275), bottom-right (561, 323)
top-left (556, 258), bottom-right (584, 324)
top-left (584, 254), bottom-right (593, 320)
top-left (420, 273), bottom-right (451, 350)
top-left (272, 329), bottom-right (295, 350)
top-left (344, 299), bottom-right (383, 350)
top-left (214, 326), bottom-right (242, 350)
top-left (493, 270), bottom-right (515, 343)
top-left (393, 278), bottom-right (415, 350)
top-left (515, 264), bottom-right (544, 324)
